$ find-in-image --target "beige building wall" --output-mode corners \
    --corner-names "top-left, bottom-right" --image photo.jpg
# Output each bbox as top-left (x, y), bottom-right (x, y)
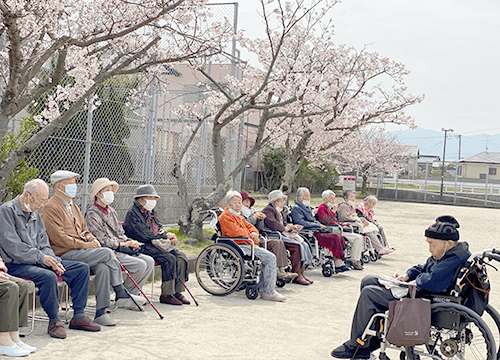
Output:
top-left (458, 163), bottom-right (500, 179)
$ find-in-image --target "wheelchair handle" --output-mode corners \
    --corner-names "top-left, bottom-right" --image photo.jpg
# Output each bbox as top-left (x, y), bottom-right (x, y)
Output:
top-left (484, 252), bottom-right (500, 263)
top-left (492, 248), bottom-right (500, 255)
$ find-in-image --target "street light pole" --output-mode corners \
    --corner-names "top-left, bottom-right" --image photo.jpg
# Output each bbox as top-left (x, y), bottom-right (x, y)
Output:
top-left (440, 128), bottom-right (453, 201)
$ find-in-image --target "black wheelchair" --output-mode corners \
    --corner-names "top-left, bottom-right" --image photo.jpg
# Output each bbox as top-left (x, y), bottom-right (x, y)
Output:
top-left (194, 208), bottom-right (287, 300)
top-left (358, 248), bottom-right (500, 360)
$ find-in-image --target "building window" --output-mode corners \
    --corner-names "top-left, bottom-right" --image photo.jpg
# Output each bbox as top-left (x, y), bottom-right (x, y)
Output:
top-left (480, 173), bottom-right (486, 180)
top-left (489, 167), bottom-right (497, 175)
top-left (457, 166), bottom-right (462, 176)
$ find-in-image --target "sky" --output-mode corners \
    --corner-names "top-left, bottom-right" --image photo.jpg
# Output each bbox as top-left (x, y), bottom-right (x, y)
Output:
top-left (211, 0), bottom-right (500, 136)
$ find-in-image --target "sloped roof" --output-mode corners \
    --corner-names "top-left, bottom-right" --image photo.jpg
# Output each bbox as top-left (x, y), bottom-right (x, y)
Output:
top-left (458, 151), bottom-right (500, 164)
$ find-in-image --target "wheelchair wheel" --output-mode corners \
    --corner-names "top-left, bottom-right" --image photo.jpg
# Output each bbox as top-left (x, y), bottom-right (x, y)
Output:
top-left (409, 302), bottom-right (496, 360)
top-left (362, 253), bottom-right (370, 264)
top-left (245, 285), bottom-right (259, 300)
top-left (276, 279), bottom-right (286, 288)
top-left (483, 304), bottom-right (500, 360)
top-left (322, 265), bottom-right (333, 277)
top-left (195, 243), bottom-right (244, 296)
top-left (370, 251), bottom-right (378, 262)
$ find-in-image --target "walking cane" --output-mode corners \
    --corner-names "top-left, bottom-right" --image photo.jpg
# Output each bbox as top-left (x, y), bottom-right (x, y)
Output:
top-left (117, 260), bottom-right (164, 320)
top-left (179, 278), bottom-right (199, 306)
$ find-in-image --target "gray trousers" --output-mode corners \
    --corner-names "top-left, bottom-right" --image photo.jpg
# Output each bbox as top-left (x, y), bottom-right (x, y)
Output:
top-left (365, 232), bottom-right (385, 252)
top-left (61, 247), bottom-right (122, 310)
top-left (116, 253), bottom-right (155, 295)
top-left (0, 276), bottom-right (30, 332)
top-left (254, 247), bottom-right (277, 294)
top-left (161, 258), bottom-right (187, 296)
top-left (348, 275), bottom-right (396, 347)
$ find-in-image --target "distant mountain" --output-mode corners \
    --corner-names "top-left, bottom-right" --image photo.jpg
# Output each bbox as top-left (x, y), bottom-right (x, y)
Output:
top-left (392, 127), bottom-right (500, 161)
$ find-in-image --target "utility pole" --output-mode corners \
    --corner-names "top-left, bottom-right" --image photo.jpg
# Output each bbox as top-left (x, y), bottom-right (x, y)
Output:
top-left (440, 128), bottom-right (453, 201)
top-left (457, 134), bottom-right (461, 160)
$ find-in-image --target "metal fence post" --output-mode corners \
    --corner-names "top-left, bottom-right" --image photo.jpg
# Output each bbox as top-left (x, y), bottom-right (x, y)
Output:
top-left (423, 162), bottom-right (428, 202)
top-left (453, 161), bottom-right (458, 204)
top-left (395, 172), bottom-right (399, 199)
top-left (145, 79), bottom-right (156, 183)
top-left (485, 164), bottom-right (489, 206)
top-left (81, 98), bottom-right (93, 216)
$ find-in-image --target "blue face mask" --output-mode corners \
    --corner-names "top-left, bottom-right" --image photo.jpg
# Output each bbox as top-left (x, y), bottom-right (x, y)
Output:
top-left (63, 184), bottom-right (78, 198)
top-left (228, 208), bottom-right (241, 217)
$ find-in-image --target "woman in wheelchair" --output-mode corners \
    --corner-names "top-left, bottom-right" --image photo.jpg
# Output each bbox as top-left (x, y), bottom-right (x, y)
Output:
top-left (331, 215), bottom-right (471, 359)
top-left (355, 196), bottom-right (391, 250)
top-left (218, 191), bottom-right (287, 302)
top-left (338, 191), bottom-right (393, 256)
top-left (261, 190), bottom-right (314, 285)
top-left (291, 187), bottom-right (350, 272)
top-left (240, 191), bottom-right (297, 281)
top-left (317, 190), bottom-right (364, 270)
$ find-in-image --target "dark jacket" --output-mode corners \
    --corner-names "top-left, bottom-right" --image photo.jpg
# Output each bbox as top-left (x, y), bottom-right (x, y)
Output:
top-left (290, 200), bottom-right (322, 229)
top-left (123, 200), bottom-right (168, 243)
top-left (261, 203), bottom-right (287, 232)
top-left (406, 242), bottom-right (471, 295)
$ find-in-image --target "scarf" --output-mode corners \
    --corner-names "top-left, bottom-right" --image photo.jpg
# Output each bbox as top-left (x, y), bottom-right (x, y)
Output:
top-left (141, 207), bottom-right (158, 234)
top-left (94, 201), bottom-right (109, 215)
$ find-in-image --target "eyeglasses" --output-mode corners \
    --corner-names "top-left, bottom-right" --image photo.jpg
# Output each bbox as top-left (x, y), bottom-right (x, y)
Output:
top-left (27, 191), bottom-right (48, 205)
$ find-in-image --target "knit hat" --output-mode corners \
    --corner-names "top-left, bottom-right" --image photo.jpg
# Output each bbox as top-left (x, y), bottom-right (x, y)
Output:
top-left (50, 170), bottom-right (81, 185)
top-left (240, 191), bottom-right (255, 207)
top-left (134, 184), bottom-right (160, 199)
top-left (91, 178), bottom-right (119, 201)
top-left (268, 190), bottom-right (286, 204)
top-left (424, 215), bottom-right (460, 241)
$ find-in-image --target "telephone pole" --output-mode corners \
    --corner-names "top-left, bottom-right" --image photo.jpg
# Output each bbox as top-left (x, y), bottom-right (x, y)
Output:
top-left (440, 128), bottom-right (453, 201)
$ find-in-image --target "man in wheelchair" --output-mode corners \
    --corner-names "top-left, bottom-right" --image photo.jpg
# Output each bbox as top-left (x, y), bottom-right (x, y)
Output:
top-left (331, 215), bottom-right (470, 359)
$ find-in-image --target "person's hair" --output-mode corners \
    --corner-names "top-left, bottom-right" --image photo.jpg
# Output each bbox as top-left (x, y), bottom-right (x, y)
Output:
top-left (364, 195), bottom-right (377, 203)
top-left (296, 187), bottom-right (309, 200)
top-left (225, 190), bottom-right (242, 204)
top-left (24, 179), bottom-right (49, 195)
top-left (322, 189), bottom-right (335, 200)
top-left (343, 190), bottom-right (355, 200)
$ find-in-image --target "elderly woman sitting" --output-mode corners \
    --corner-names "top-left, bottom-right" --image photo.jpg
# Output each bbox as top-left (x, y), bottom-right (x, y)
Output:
top-left (123, 185), bottom-right (190, 306)
top-left (355, 195), bottom-right (391, 249)
top-left (290, 187), bottom-right (350, 272)
top-left (316, 190), bottom-right (364, 270)
top-left (218, 190), bottom-right (286, 302)
top-left (85, 178), bottom-right (155, 301)
top-left (337, 191), bottom-right (393, 255)
top-left (262, 190), bottom-right (314, 285)
top-left (240, 191), bottom-right (297, 281)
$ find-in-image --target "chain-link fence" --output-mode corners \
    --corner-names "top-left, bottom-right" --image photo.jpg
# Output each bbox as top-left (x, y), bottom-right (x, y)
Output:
top-left (6, 2), bottom-right (242, 224)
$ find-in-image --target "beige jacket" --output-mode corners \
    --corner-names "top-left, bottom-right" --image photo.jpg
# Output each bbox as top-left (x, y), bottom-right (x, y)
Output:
top-left (41, 196), bottom-right (96, 256)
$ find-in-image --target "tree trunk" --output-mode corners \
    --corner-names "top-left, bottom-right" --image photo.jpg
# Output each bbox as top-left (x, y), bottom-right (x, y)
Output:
top-left (361, 174), bottom-right (368, 194)
top-left (280, 130), bottom-right (313, 194)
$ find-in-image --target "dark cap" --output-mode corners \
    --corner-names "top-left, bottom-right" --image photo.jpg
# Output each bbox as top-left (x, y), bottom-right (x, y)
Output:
top-left (240, 191), bottom-right (255, 207)
top-left (424, 215), bottom-right (460, 241)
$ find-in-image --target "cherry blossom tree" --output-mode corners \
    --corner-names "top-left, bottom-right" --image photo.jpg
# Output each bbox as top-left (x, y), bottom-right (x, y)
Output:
top-left (0, 0), bottom-right (232, 191)
top-left (332, 128), bottom-right (409, 193)
top-left (268, 35), bottom-right (423, 191)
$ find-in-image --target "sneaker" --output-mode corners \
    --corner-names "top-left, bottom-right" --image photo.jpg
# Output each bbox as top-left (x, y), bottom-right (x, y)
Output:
top-left (15, 341), bottom-right (37, 353)
top-left (378, 248), bottom-right (393, 255)
top-left (174, 293), bottom-right (191, 305)
top-left (69, 316), bottom-right (101, 332)
top-left (93, 314), bottom-right (117, 327)
top-left (331, 342), bottom-right (371, 359)
top-left (47, 321), bottom-right (67, 339)
top-left (260, 291), bottom-right (286, 302)
top-left (0, 344), bottom-right (31, 357)
top-left (160, 294), bottom-right (183, 305)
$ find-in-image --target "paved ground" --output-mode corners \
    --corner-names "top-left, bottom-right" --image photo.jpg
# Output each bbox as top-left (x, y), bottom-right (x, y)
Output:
top-left (21, 201), bottom-right (500, 359)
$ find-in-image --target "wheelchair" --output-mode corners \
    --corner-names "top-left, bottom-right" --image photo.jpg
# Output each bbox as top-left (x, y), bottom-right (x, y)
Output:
top-left (357, 248), bottom-right (500, 360)
top-left (339, 220), bottom-right (379, 264)
top-left (194, 208), bottom-right (287, 300)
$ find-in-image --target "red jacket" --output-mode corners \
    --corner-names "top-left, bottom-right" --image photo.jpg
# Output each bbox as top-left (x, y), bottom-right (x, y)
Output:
top-left (218, 208), bottom-right (259, 246)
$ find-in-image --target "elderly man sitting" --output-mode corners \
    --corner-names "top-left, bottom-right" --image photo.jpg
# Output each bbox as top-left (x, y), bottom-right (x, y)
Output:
top-left (41, 170), bottom-right (145, 327)
top-left (0, 179), bottom-right (100, 339)
top-left (218, 190), bottom-right (286, 302)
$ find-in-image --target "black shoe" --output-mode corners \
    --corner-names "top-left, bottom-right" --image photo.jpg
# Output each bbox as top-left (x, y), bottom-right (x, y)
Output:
top-left (331, 342), bottom-right (371, 359)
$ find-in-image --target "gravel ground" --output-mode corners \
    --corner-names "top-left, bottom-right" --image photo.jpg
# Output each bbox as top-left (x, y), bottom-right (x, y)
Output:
top-left (21, 201), bottom-right (500, 359)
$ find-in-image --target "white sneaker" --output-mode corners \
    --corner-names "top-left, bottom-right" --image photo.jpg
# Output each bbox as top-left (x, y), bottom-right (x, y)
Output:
top-left (260, 290), bottom-right (287, 302)
top-left (16, 341), bottom-right (36, 353)
top-left (115, 297), bottom-right (144, 311)
top-left (0, 344), bottom-right (31, 357)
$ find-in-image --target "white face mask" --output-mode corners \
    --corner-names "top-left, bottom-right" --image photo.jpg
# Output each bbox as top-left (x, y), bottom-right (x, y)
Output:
top-left (327, 202), bottom-right (335, 209)
top-left (302, 200), bottom-right (310, 207)
top-left (241, 206), bottom-right (251, 218)
top-left (348, 200), bottom-right (355, 206)
top-left (101, 191), bottom-right (114, 205)
top-left (24, 196), bottom-right (33, 213)
top-left (143, 200), bottom-right (157, 211)
top-left (275, 206), bottom-right (283, 213)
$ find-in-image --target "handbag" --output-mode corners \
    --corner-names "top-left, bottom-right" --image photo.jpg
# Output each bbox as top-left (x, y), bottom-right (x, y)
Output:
top-left (151, 238), bottom-right (177, 252)
top-left (386, 284), bottom-right (431, 347)
top-left (360, 222), bottom-right (379, 234)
